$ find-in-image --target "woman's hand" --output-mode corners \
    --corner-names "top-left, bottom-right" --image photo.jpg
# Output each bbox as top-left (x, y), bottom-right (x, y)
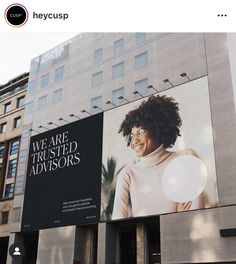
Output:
top-left (177, 201), bottom-right (192, 212)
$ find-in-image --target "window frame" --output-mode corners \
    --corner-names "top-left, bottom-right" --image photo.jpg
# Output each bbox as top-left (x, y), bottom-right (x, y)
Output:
top-left (135, 52), bottom-right (148, 69)
top-left (0, 122), bottom-right (7, 134)
top-left (3, 102), bottom-right (11, 114)
top-left (52, 89), bottom-right (63, 104)
top-left (114, 38), bottom-right (124, 55)
top-left (93, 48), bottom-right (103, 64)
top-left (1, 211), bottom-right (9, 225)
top-left (112, 62), bottom-right (124, 80)
top-left (112, 87), bottom-right (125, 105)
top-left (135, 32), bottom-right (146, 45)
top-left (54, 66), bottom-right (64, 83)
top-left (4, 183), bottom-right (15, 198)
top-left (7, 159), bottom-right (17, 179)
top-left (134, 78), bottom-right (149, 95)
top-left (91, 71), bottom-right (103, 88)
top-left (37, 95), bottom-right (47, 110)
top-left (91, 96), bottom-right (102, 112)
top-left (13, 116), bottom-right (21, 129)
top-left (16, 96), bottom-right (25, 108)
top-left (10, 140), bottom-right (20, 156)
top-left (40, 73), bottom-right (50, 89)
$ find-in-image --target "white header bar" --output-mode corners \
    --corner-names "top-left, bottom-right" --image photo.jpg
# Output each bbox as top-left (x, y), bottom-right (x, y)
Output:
top-left (0, 0), bottom-right (234, 32)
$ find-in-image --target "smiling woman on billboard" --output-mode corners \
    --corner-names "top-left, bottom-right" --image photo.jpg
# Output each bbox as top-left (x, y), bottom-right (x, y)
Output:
top-left (112, 95), bottom-right (206, 219)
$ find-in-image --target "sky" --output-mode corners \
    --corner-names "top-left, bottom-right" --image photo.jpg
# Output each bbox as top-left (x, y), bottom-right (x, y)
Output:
top-left (0, 32), bottom-right (78, 85)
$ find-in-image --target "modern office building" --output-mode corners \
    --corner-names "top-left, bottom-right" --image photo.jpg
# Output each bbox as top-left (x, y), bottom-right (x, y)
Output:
top-left (0, 73), bottom-right (28, 264)
top-left (5, 33), bottom-right (236, 264)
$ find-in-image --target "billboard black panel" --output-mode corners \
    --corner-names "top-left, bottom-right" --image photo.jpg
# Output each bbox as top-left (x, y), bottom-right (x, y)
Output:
top-left (22, 113), bottom-right (103, 231)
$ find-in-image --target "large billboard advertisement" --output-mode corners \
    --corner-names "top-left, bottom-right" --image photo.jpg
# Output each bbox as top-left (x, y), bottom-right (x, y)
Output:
top-left (101, 77), bottom-right (218, 221)
top-left (22, 113), bottom-right (103, 231)
top-left (22, 76), bottom-right (218, 230)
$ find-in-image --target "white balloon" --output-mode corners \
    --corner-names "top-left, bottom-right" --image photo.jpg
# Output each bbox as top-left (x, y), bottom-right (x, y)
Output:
top-left (161, 155), bottom-right (207, 203)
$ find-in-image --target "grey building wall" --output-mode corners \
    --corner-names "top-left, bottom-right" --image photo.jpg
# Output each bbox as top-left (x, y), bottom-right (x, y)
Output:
top-left (160, 33), bottom-right (236, 263)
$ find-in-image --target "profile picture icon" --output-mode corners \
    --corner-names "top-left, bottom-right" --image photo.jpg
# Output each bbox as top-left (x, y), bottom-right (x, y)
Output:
top-left (9, 243), bottom-right (25, 259)
top-left (13, 247), bottom-right (21, 256)
top-left (5, 3), bottom-right (28, 27)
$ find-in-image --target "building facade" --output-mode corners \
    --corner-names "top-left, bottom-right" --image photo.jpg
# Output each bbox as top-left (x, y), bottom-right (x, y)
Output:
top-left (0, 73), bottom-right (28, 263)
top-left (4, 33), bottom-right (236, 264)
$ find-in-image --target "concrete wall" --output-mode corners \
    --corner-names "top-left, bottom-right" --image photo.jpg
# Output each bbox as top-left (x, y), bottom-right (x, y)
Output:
top-left (36, 226), bottom-right (76, 264)
top-left (0, 200), bottom-right (13, 237)
top-left (161, 207), bottom-right (236, 263)
top-left (160, 33), bottom-right (236, 263)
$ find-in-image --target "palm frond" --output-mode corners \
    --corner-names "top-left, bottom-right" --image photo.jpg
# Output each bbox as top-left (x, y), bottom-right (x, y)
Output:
top-left (101, 156), bottom-right (125, 220)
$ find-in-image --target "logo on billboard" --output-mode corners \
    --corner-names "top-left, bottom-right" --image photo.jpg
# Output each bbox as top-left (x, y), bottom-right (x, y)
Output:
top-left (5, 3), bottom-right (28, 27)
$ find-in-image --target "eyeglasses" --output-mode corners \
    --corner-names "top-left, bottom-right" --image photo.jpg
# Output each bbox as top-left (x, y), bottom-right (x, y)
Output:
top-left (127, 128), bottom-right (148, 145)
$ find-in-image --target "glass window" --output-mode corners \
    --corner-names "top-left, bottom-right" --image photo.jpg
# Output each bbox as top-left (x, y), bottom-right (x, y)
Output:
top-left (55, 66), bottom-right (64, 82)
top-left (16, 96), bottom-right (25, 108)
top-left (112, 62), bottom-right (124, 79)
top-left (4, 183), bottom-right (14, 198)
top-left (0, 145), bottom-right (5, 158)
top-left (10, 140), bottom-right (20, 155)
top-left (112, 87), bottom-right (124, 105)
top-left (94, 33), bottom-right (104, 40)
top-left (7, 159), bottom-right (17, 178)
top-left (27, 80), bottom-right (36, 96)
top-left (4, 102), bottom-right (11, 114)
top-left (13, 116), bottom-right (21, 129)
top-left (40, 73), bottom-right (49, 89)
top-left (114, 38), bottom-right (124, 55)
top-left (0, 123), bottom-right (7, 134)
top-left (52, 89), bottom-right (62, 104)
top-left (135, 33), bottom-right (146, 44)
top-left (94, 48), bottom-right (103, 64)
top-left (30, 59), bottom-right (39, 76)
top-left (25, 102), bottom-right (33, 114)
top-left (38, 95), bottom-right (47, 110)
top-left (135, 78), bottom-right (148, 95)
top-left (91, 96), bottom-right (102, 112)
top-left (1, 211), bottom-right (9, 225)
top-left (135, 52), bottom-right (148, 69)
top-left (92, 71), bottom-right (103, 88)
top-left (39, 43), bottom-right (70, 72)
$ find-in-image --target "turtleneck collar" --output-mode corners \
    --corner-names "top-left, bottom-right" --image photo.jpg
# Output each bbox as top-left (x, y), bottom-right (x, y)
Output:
top-left (139, 144), bottom-right (171, 168)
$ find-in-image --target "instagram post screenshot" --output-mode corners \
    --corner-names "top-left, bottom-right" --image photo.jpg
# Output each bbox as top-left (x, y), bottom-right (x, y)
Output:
top-left (0, 0), bottom-right (236, 263)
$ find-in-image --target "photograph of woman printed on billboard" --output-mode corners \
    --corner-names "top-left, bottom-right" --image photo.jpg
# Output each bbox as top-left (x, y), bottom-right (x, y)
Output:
top-left (101, 76), bottom-right (219, 221)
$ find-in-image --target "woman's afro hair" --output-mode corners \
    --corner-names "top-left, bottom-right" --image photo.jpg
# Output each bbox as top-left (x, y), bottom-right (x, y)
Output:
top-left (119, 95), bottom-right (182, 148)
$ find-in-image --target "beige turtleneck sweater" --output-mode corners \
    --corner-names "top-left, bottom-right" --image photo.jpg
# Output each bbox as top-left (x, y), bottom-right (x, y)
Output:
top-left (112, 145), bottom-right (205, 220)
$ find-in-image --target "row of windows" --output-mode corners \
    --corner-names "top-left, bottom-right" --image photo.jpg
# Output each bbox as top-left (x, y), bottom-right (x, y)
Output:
top-left (2, 96), bottom-right (25, 115)
top-left (28, 66), bottom-right (64, 95)
top-left (92, 52), bottom-right (148, 87)
top-left (93, 40), bottom-right (148, 66)
top-left (90, 78), bottom-right (148, 111)
top-left (26, 77), bottom-right (148, 114)
top-left (25, 88), bottom-right (63, 114)
top-left (29, 35), bottom-right (146, 96)
top-left (93, 32), bottom-right (147, 46)
top-left (93, 38), bottom-right (124, 64)
top-left (0, 116), bottom-right (22, 134)
top-left (0, 140), bottom-right (20, 200)
top-left (41, 66), bottom-right (64, 89)
top-left (30, 43), bottom-right (69, 76)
